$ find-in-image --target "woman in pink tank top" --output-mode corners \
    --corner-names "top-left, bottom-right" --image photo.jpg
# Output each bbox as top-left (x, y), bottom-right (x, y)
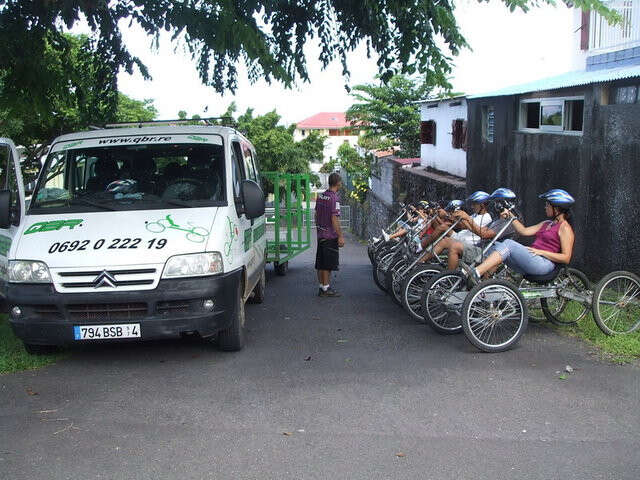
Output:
top-left (475, 189), bottom-right (576, 278)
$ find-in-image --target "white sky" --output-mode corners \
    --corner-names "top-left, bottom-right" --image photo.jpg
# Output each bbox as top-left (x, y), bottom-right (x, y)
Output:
top-left (112, 0), bottom-right (580, 126)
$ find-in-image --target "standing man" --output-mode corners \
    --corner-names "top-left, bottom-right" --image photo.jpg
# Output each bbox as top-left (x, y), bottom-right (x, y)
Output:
top-left (315, 172), bottom-right (345, 297)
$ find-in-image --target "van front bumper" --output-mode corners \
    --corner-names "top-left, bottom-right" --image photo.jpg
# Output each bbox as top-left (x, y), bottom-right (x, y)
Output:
top-left (7, 269), bottom-right (242, 346)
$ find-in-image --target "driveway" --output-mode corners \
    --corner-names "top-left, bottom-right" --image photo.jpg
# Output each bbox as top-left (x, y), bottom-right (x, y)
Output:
top-left (1, 234), bottom-right (639, 479)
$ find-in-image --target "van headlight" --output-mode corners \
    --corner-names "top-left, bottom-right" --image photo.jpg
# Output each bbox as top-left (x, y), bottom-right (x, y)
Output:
top-left (9, 260), bottom-right (52, 283)
top-left (162, 252), bottom-right (224, 278)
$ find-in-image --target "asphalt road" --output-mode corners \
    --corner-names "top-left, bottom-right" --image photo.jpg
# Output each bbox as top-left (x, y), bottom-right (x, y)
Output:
top-left (1, 234), bottom-right (639, 480)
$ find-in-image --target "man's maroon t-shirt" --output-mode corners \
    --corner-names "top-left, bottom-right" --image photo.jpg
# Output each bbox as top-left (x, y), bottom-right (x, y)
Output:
top-left (315, 189), bottom-right (341, 239)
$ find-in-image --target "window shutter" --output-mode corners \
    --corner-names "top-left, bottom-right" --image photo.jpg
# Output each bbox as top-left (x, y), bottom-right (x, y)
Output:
top-left (420, 121), bottom-right (430, 144)
top-left (462, 120), bottom-right (468, 151)
top-left (451, 120), bottom-right (458, 148)
top-left (580, 10), bottom-right (590, 51)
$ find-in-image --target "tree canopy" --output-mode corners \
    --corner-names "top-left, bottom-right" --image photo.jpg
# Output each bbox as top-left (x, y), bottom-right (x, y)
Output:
top-left (234, 107), bottom-right (325, 190)
top-left (347, 75), bottom-right (434, 157)
top-left (0, 33), bottom-right (157, 183)
top-left (0, 0), bottom-right (619, 108)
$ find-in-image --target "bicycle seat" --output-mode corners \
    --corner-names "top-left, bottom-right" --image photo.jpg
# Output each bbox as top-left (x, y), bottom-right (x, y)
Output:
top-left (523, 265), bottom-right (562, 284)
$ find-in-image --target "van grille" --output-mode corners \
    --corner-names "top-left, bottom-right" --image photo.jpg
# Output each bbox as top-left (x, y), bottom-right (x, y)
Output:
top-left (33, 305), bottom-right (63, 320)
top-left (157, 300), bottom-right (193, 315)
top-left (67, 303), bottom-right (147, 321)
top-left (53, 268), bottom-right (158, 292)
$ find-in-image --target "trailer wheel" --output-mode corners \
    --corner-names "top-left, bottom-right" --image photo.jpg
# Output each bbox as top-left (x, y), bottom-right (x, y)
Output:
top-left (275, 261), bottom-right (288, 276)
top-left (218, 281), bottom-right (246, 351)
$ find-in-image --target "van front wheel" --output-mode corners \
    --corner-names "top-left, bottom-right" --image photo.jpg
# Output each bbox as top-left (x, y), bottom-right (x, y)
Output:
top-left (217, 282), bottom-right (246, 351)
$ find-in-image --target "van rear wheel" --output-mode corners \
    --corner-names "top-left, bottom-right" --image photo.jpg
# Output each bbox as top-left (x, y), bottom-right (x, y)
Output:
top-left (218, 281), bottom-right (246, 351)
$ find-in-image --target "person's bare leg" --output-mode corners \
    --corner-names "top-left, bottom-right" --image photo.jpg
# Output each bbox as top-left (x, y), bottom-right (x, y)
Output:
top-left (321, 270), bottom-right (330, 286)
top-left (389, 228), bottom-right (407, 240)
top-left (420, 237), bottom-right (448, 264)
top-left (476, 251), bottom-right (504, 276)
top-left (447, 240), bottom-right (464, 270)
top-left (317, 270), bottom-right (323, 284)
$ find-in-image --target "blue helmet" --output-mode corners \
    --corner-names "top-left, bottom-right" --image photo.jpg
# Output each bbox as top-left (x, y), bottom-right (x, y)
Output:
top-left (466, 190), bottom-right (490, 203)
top-left (444, 199), bottom-right (464, 212)
top-left (489, 188), bottom-right (517, 200)
top-left (539, 188), bottom-right (575, 207)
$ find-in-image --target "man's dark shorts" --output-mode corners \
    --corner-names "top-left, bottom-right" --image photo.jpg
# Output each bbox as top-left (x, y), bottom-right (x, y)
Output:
top-left (315, 238), bottom-right (340, 271)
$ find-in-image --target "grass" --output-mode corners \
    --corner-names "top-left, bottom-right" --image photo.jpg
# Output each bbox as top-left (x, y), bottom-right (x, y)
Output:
top-left (546, 303), bottom-right (640, 363)
top-left (0, 316), bottom-right (67, 374)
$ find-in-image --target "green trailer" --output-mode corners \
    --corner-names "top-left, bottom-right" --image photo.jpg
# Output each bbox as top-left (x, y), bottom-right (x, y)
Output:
top-left (262, 172), bottom-right (312, 276)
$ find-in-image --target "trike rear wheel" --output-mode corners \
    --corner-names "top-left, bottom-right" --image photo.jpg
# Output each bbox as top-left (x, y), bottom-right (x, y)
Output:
top-left (592, 271), bottom-right (640, 335)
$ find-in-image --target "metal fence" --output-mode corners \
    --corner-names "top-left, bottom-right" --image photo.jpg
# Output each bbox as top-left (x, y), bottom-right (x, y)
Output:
top-left (590, 1), bottom-right (640, 52)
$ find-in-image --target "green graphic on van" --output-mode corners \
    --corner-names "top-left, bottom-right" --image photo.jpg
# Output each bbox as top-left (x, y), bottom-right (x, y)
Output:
top-left (244, 229), bottom-right (252, 252)
top-left (253, 222), bottom-right (265, 242)
top-left (61, 140), bottom-right (84, 150)
top-left (187, 135), bottom-right (208, 142)
top-left (224, 216), bottom-right (238, 261)
top-left (25, 219), bottom-right (83, 235)
top-left (0, 235), bottom-right (11, 256)
top-left (145, 214), bottom-right (209, 243)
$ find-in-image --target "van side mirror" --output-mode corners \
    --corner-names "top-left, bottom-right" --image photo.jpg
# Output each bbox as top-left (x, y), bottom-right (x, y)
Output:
top-left (241, 180), bottom-right (265, 219)
top-left (0, 190), bottom-right (10, 229)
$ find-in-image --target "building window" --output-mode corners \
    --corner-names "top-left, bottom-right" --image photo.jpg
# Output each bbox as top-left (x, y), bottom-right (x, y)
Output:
top-left (540, 102), bottom-right (563, 131)
top-left (519, 97), bottom-right (584, 133)
top-left (301, 129), bottom-right (306, 136)
top-left (329, 129), bottom-right (340, 136)
top-left (564, 100), bottom-right (584, 131)
top-left (420, 120), bottom-right (436, 145)
top-left (614, 85), bottom-right (639, 104)
top-left (481, 106), bottom-right (495, 143)
top-left (451, 119), bottom-right (467, 150)
top-left (523, 102), bottom-right (540, 128)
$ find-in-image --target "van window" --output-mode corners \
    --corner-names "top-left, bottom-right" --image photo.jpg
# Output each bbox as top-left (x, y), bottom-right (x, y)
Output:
top-left (7, 154), bottom-right (20, 225)
top-left (231, 141), bottom-right (245, 212)
top-left (30, 139), bottom-right (226, 213)
top-left (0, 146), bottom-right (8, 190)
top-left (242, 143), bottom-right (257, 182)
top-left (0, 145), bottom-right (21, 225)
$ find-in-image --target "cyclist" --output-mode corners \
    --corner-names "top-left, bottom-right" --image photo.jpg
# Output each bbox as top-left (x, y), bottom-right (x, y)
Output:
top-left (381, 201), bottom-right (430, 243)
top-left (419, 192), bottom-right (493, 268)
top-left (473, 189), bottom-right (575, 279)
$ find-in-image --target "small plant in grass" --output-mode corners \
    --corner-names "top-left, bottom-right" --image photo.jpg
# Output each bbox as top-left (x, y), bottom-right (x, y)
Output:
top-left (0, 317), bottom-right (66, 374)
top-left (552, 304), bottom-right (640, 363)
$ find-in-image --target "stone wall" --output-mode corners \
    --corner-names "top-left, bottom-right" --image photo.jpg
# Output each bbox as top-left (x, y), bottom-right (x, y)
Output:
top-left (345, 158), bottom-right (466, 240)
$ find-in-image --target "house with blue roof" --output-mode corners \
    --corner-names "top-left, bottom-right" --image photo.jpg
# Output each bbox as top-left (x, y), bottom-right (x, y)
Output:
top-left (466, 3), bottom-right (640, 277)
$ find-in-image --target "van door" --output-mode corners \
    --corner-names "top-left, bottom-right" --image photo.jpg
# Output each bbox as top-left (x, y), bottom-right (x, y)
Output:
top-left (0, 138), bottom-right (26, 296)
top-left (241, 141), bottom-right (266, 271)
top-left (230, 139), bottom-right (259, 292)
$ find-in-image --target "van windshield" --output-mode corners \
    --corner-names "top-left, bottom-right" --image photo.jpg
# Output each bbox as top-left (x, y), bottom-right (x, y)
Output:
top-left (29, 142), bottom-right (226, 213)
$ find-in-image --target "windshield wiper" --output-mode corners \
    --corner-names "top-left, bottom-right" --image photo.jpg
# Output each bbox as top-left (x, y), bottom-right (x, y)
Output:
top-left (70, 198), bottom-right (119, 211)
top-left (162, 199), bottom-right (194, 208)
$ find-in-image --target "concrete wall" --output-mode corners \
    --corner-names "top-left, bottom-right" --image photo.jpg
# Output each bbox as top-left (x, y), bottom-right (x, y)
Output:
top-left (369, 157), bottom-right (395, 206)
top-left (419, 98), bottom-right (468, 177)
top-left (467, 82), bottom-right (640, 278)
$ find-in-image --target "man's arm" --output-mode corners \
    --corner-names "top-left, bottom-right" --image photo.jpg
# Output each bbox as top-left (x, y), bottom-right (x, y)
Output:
top-left (332, 215), bottom-right (345, 247)
top-left (454, 212), bottom-right (497, 240)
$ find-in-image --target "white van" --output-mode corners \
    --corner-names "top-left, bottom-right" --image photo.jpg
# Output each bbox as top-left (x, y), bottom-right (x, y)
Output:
top-left (0, 125), bottom-right (267, 353)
